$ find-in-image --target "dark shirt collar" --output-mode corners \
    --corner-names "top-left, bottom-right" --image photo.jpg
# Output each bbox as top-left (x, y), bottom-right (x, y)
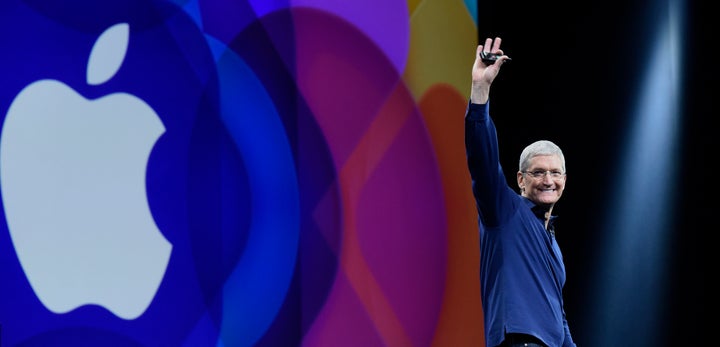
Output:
top-left (521, 197), bottom-right (558, 234)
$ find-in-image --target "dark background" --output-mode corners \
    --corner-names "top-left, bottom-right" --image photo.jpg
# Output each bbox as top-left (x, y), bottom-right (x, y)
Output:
top-left (477, 0), bottom-right (711, 345)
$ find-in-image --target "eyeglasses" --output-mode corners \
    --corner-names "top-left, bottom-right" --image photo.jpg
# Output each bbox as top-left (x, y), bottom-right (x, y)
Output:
top-left (523, 170), bottom-right (565, 179)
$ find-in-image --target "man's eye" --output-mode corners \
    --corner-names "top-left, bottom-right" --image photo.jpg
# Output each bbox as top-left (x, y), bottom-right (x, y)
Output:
top-left (527, 170), bottom-right (564, 178)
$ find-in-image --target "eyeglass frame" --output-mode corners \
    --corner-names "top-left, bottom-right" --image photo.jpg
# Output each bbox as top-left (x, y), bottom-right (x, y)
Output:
top-left (521, 170), bottom-right (566, 179)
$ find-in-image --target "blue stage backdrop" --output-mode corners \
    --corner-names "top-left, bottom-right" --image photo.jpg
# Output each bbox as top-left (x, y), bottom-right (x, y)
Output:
top-left (0, 1), bottom-right (484, 346)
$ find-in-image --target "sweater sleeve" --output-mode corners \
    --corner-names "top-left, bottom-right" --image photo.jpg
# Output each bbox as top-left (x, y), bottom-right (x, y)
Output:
top-left (464, 101), bottom-right (515, 227)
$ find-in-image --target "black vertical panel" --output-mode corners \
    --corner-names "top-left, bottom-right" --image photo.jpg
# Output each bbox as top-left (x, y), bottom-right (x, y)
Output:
top-left (474, 0), bottom-right (710, 345)
top-left (672, 0), bottom-right (712, 344)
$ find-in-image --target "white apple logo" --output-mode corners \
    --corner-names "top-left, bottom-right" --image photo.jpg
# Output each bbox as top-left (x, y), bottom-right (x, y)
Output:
top-left (0, 23), bottom-right (171, 320)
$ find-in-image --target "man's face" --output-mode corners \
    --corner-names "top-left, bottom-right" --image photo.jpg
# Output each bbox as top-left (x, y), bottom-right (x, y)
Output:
top-left (517, 154), bottom-right (566, 207)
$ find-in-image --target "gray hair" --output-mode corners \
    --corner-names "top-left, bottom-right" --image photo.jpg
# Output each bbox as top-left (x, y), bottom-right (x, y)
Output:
top-left (518, 140), bottom-right (566, 173)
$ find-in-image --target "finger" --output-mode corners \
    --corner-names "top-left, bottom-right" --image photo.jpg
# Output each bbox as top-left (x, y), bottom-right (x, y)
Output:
top-left (492, 37), bottom-right (502, 53)
top-left (484, 37), bottom-right (492, 52)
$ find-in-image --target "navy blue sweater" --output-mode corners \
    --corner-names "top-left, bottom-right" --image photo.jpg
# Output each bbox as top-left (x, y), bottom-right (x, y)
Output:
top-left (465, 102), bottom-right (576, 347)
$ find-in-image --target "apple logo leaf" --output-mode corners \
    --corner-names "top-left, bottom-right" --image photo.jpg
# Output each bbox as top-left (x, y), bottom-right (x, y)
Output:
top-left (87, 23), bottom-right (129, 86)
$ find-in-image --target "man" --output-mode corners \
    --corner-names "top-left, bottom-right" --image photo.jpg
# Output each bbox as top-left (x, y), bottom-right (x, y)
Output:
top-left (465, 37), bottom-right (577, 347)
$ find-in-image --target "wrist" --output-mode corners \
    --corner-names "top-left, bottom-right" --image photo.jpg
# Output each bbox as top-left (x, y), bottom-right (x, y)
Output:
top-left (470, 87), bottom-right (489, 104)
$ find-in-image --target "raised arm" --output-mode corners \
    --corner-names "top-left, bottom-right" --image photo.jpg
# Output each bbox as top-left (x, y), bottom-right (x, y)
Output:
top-left (465, 37), bottom-right (514, 227)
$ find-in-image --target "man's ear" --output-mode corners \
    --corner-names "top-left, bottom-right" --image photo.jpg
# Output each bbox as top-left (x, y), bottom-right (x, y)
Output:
top-left (516, 171), bottom-right (524, 191)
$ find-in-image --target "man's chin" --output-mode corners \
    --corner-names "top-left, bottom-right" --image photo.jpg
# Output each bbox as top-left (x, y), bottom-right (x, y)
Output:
top-left (535, 195), bottom-right (558, 206)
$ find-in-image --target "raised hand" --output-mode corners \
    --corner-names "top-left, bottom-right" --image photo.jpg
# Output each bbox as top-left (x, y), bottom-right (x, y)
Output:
top-left (470, 37), bottom-right (510, 104)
